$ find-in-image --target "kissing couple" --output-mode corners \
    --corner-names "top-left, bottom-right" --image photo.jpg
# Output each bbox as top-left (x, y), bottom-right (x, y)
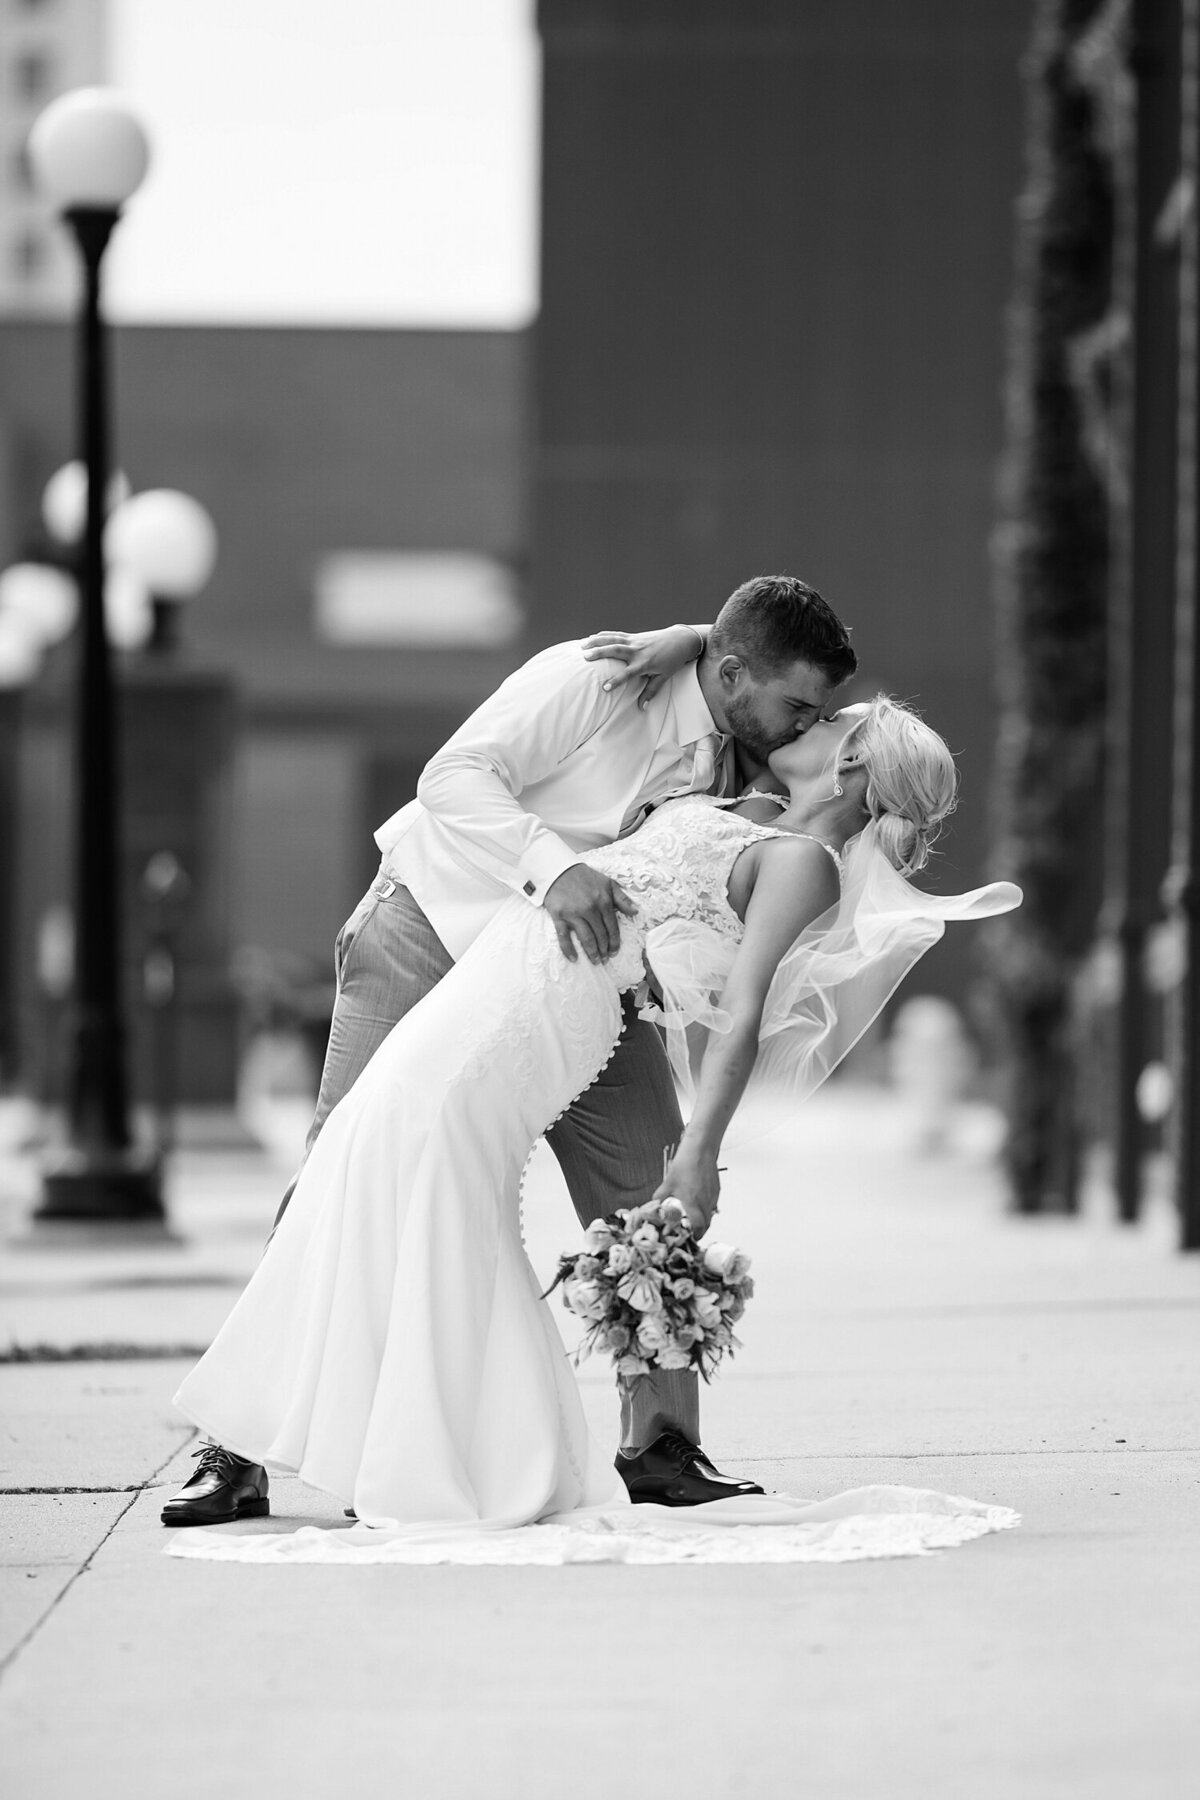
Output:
top-left (163, 574), bottom-right (1021, 1565)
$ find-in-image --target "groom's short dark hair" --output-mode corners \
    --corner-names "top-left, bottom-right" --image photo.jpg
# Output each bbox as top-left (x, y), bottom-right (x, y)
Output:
top-left (711, 574), bottom-right (857, 684)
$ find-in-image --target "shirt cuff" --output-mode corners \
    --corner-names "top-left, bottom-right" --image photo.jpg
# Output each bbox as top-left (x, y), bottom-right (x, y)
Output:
top-left (518, 837), bottom-right (582, 905)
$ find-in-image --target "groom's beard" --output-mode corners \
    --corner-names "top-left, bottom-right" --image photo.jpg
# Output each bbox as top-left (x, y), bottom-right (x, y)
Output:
top-left (722, 692), bottom-right (793, 767)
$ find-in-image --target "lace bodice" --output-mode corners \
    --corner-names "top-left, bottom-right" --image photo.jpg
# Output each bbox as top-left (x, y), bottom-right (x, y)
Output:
top-left (583, 795), bottom-right (795, 942)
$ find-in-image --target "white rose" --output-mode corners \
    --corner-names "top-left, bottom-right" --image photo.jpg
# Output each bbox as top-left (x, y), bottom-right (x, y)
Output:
top-left (584, 1219), bottom-right (615, 1251)
top-left (703, 1243), bottom-right (752, 1284)
top-left (702, 1242), bottom-right (739, 1279)
top-left (564, 1277), bottom-right (607, 1320)
top-left (656, 1341), bottom-right (693, 1371)
top-left (636, 1314), bottom-right (671, 1353)
top-left (617, 1273), bottom-right (662, 1312)
top-left (691, 1290), bottom-right (722, 1329)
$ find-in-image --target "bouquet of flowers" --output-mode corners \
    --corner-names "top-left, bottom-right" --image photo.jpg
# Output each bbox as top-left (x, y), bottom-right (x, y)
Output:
top-left (546, 1199), bottom-right (754, 1382)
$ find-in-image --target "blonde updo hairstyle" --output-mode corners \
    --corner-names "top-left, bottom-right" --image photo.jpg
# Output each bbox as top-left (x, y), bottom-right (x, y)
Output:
top-left (838, 696), bottom-right (958, 876)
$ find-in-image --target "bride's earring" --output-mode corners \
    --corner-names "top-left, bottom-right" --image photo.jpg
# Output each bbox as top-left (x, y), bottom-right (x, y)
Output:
top-left (824, 773), bottom-right (844, 801)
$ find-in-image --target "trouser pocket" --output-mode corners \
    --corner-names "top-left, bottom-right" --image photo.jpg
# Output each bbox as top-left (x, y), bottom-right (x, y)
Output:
top-left (333, 891), bottom-right (382, 988)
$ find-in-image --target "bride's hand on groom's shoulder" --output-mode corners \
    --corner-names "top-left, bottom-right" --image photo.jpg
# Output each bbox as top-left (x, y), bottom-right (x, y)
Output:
top-left (581, 624), bottom-right (705, 709)
top-left (652, 1150), bottom-right (720, 1239)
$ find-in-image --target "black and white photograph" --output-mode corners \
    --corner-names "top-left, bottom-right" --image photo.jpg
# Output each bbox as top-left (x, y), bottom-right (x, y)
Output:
top-left (0, 2), bottom-right (1196, 1795)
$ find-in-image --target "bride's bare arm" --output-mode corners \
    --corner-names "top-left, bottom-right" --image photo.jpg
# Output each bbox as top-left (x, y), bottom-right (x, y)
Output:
top-left (652, 838), bottom-right (839, 1234)
top-left (580, 624), bottom-right (710, 706)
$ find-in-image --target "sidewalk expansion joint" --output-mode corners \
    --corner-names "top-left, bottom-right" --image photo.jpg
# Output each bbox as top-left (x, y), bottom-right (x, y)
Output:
top-left (2, 1484), bottom-right (146, 1495)
top-left (1, 1343), bottom-right (208, 1363)
top-left (0, 1437), bottom-right (184, 1686)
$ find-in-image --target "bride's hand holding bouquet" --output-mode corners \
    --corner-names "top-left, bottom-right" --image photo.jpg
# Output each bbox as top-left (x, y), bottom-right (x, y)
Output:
top-left (650, 1145), bottom-right (721, 1238)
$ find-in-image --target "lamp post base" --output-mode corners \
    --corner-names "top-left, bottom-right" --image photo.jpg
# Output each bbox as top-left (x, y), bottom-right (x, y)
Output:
top-left (35, 1145), bottom-right (165, 1224)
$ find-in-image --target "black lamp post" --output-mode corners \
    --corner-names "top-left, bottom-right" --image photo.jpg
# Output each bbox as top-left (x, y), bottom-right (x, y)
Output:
top-left (27, 89), bottom-right (163, 1225)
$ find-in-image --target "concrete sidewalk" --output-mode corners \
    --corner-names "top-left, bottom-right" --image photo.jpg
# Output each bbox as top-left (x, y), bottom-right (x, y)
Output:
top-left (1, 1086), bottom-right (1197, 1800)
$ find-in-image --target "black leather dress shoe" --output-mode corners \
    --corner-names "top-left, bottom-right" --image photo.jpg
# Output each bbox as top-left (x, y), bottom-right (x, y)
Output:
top-left (160, 1441), bottom-right (270, 1526)
top-left (616, 1429), bottom-right (765, 1506)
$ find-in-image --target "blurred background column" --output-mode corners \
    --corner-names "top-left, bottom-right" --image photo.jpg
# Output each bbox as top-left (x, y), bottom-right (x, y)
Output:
top-left (0, 556), bottom-right (83, 1109)
top-left (1169, 0), bottom-right (1200, 1249)
top-left (105, 488), bottom-right (239, 1116)
top-left (1103, 0), bottom-right (1182, 1224)
top-left (0, 607), bottom-right (43, 1087)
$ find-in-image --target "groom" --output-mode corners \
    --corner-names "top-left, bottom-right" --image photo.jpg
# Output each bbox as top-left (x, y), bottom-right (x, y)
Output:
top-left (162, 574), bottom-right (857, 1526)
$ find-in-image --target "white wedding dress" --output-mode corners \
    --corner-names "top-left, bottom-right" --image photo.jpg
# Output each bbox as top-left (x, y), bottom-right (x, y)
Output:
top-left (169, 798), bottom-right (1020, 1566)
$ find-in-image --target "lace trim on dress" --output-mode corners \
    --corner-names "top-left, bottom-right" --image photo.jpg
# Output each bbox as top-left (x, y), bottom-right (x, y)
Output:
top-left (166, 1487), bottom-right (1021, 1565)
top-left (710, 791), bottom-right (789, 808)
top-left (709, 794), bottom-right (845, 882)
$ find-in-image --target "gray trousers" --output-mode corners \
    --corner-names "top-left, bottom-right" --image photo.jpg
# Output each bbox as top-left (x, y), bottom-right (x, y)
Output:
top-left (275, 869), bottom-right (700, 1455)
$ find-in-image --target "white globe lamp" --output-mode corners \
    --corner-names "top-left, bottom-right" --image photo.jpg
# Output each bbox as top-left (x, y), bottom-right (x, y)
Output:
top-left (106, 491), bottom-right (218, 654)
top-left (105, 491), bottom-right (218, 599)
top-left (26, 89), bottom-right (150, 211)
top-left (0, 561), bottom-right (79, 647)
top-left (103, 566), bottom-right (154, 652)
top-left (42, 462), bottom-right (131, 548)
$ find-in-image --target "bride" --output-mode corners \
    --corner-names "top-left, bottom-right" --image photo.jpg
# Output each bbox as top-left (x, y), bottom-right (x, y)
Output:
top-left (170, 696), bottom-right (1020, 1560)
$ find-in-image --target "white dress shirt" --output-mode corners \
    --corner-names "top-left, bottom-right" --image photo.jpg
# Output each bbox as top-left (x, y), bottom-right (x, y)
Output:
top-left (374, 640), bottom-right (730, 959)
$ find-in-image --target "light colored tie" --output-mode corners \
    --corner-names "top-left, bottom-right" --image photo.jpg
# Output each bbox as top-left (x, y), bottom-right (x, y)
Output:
top-left (685, 732), bottom-right (728, 796)
top-left (624, 733), bottom-right (731, 839)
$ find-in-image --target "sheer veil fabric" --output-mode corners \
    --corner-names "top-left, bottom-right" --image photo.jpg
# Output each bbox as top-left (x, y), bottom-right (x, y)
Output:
top-left (646, 819), bottom-right (1021, 1135)
top-left (167, 800), bottom-right (1021, 1568)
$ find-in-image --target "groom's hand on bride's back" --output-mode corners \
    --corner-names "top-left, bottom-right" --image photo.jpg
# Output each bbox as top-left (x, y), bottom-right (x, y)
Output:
top-left (544, 866), bottom-right (637, 963)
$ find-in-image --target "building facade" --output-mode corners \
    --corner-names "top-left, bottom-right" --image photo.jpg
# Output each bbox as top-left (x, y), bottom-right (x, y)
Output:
top-left (0, 0), bottom-right (107, 317)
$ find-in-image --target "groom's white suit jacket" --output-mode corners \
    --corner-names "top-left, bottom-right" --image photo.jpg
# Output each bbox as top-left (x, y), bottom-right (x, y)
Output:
top-left (374, 641), bottom-right (729, 960)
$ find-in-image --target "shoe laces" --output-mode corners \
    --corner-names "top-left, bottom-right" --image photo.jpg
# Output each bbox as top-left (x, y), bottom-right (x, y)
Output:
top-left (655, 1430), bottom-right (745, 1484)
top-left (191, 1439), bottom-right (244, 1476)
top-left (655, 1428), bottom-right (704, 1467)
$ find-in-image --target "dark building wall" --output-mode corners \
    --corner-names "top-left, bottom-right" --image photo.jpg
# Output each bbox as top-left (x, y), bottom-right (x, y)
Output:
top-left (535, 0), bottom-right (1028, 996)
top-left (0, 321), bottom-right (530, 708)
top-left (0, 322), bottom-right (531, 1093)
